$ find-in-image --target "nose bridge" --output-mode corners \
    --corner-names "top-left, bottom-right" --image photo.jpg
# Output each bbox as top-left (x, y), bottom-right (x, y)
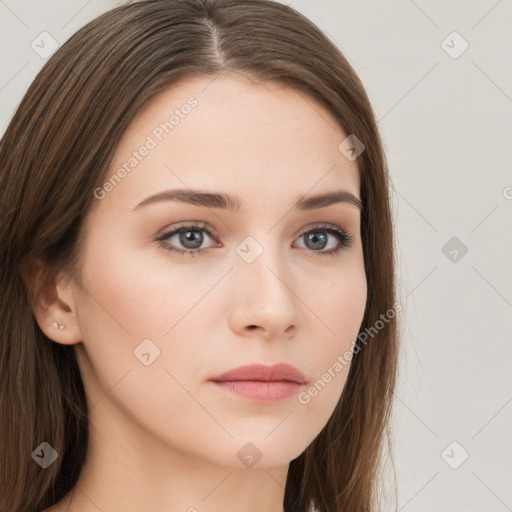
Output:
top-left (230, 232), bottom-right (302, 335)
top-left (235, 232), bottom-right (288, 295)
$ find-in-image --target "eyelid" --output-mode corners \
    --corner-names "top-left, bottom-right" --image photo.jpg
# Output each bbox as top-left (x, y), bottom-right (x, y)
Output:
top-left (156, 220), bottom-right (219, 242)
top-left (296, 222), bottom-right (343, 237)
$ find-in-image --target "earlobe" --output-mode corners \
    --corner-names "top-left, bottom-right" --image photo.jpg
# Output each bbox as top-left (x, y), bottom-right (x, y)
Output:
top-left (50, 320), bottom-right (66, 330)
top-left (37, 308), bottom-right (81, 345)
top-left (21, 256), bottom-right (82, 345)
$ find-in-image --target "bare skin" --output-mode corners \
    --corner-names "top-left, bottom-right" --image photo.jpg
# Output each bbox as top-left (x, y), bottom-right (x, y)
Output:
top-left (35, 73), bottom-right (367, 512)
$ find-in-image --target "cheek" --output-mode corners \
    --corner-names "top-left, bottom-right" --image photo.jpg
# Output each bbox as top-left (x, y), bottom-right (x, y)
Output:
top-left (74, 246), bottom-right (235, 461)
top-left (74, 237), bottom-right (226, 405)
top-left (295, 259), bottom-right (367, 410)
top-left (307, 255), bottom-right (367, 352)
top-left (78, 234), bottom-right (221, 339)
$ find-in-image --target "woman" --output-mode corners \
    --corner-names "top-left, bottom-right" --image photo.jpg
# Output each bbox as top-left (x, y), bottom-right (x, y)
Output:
top-left (0, 1), bottom-right (400, 511)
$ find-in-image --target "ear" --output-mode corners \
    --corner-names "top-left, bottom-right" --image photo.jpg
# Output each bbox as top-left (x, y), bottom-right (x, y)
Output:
top-left (21, 256), bottom-right (82, 345)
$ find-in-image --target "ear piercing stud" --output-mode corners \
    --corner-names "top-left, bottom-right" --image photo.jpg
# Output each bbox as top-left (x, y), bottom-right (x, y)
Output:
top-left (51, 321), bottom-right (66, 330)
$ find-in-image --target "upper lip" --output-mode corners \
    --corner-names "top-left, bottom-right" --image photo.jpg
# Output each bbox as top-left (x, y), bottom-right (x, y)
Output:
top-left (209, 363), bottom-right (306, 384)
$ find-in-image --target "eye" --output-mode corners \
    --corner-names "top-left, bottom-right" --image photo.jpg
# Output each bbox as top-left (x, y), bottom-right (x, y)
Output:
top-left (156, 221), bottom-right (219, 258)
top-left (156, 221), bottom-right (354, 257)
top-left (294, 223), bottom-right (354, 256)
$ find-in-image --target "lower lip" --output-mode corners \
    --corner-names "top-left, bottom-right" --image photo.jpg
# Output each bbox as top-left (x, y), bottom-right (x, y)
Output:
top-left (210, 380), bottom-right (303, 402)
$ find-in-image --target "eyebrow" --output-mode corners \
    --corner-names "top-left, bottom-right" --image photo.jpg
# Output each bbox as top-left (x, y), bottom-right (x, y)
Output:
top-left (133, 188), bottom-right (363, 212)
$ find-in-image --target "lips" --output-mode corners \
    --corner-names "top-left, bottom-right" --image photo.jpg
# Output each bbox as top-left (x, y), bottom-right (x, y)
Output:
top-left (209, 363), bottom-right (306, 384)
top-left (209, 363), bottom-right (307, 403)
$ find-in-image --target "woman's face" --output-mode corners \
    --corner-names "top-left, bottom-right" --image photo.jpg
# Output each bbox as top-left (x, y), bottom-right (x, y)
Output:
top-left (67, 74), bottom-right (367, 469)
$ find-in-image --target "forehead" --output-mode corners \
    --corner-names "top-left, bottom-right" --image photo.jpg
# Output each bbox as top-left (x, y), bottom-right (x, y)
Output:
top-left (96, 73), bottom-right (361, 213)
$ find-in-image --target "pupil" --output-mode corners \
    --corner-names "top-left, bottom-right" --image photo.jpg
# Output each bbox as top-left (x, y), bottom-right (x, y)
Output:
top-left (181, 230), bottom-right (203, 249)
top-left (307, 232), bottom-right (327, 250)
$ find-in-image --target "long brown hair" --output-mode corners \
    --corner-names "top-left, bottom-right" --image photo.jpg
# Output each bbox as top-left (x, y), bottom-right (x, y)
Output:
top-left (0, 1), bottom-right (400, 510)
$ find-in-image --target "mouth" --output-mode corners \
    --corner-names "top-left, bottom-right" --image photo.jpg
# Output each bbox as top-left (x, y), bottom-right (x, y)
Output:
top-left (209, 363), bottom-right (307, 403)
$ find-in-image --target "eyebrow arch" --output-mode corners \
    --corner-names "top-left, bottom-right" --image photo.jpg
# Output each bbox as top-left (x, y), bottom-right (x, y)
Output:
top-left (133, 188), bottom-right (363, 212)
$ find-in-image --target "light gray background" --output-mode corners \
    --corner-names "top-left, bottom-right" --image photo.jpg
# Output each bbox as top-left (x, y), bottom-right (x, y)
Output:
top-left (1, 1), bottom-right (511, 511)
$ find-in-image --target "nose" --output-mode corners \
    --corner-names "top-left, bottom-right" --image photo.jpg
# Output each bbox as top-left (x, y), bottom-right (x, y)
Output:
top-left (227, 243), bottom-right (304, 341)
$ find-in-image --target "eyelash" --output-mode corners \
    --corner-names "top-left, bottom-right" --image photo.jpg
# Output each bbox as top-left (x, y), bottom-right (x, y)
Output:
top-left (156, 221), bottom-right (354, 258)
